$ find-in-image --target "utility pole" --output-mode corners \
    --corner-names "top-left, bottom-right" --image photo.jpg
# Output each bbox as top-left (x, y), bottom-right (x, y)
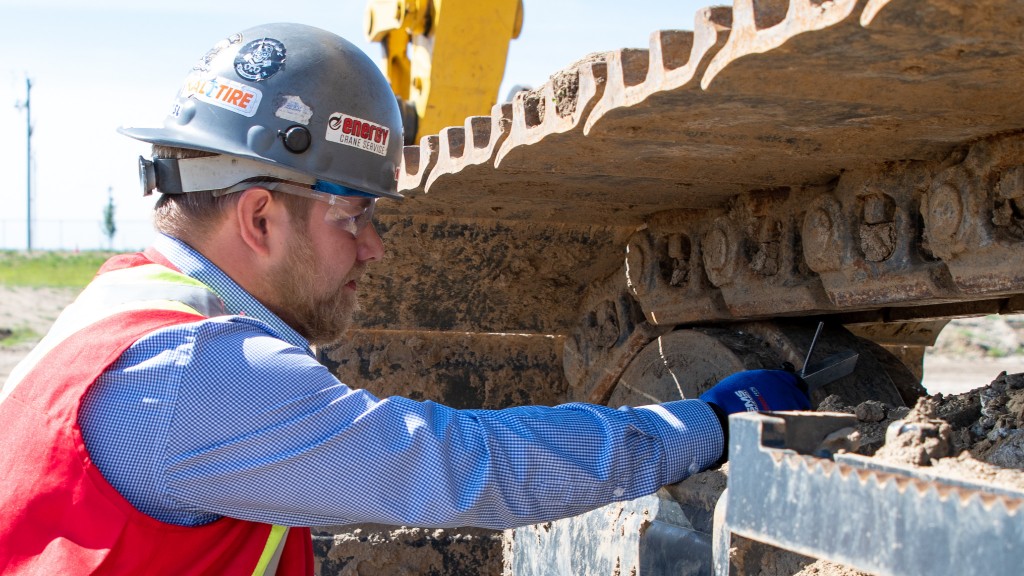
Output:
top-left (25, 78), bottom-right (32, 252)
top-left (16, 78), bottom-right (33, 251)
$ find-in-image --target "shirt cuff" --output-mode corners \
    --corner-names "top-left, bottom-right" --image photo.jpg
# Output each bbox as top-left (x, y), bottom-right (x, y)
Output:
top-left (632, 399), bottom-right (724, 484)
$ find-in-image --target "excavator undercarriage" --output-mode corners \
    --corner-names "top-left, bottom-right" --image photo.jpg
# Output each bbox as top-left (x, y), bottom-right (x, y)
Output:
top-left (315, 0), bottom-right (1024, 573)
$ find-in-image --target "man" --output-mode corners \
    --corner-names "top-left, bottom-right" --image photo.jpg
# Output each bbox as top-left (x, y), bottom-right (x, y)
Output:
top-left (0, 23), bottom-right (810, 575)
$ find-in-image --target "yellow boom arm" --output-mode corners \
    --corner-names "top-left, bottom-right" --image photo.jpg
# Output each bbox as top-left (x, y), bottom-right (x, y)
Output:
top-left (365, 0), bottom-right (523, 144)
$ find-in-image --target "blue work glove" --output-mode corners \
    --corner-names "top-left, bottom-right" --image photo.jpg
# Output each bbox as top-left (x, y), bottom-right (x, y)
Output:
top-left (699, 369), bottom-right (812, 465)
top-left (699, 369), bottom-right (811, 415)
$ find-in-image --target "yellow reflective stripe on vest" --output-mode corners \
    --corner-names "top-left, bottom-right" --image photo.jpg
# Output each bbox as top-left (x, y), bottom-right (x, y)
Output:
top-left (75, 263), bottom-right (227, 319)
top-left (252, 525), bottom-right (289, 576)
top-left (42, 263), bottom-right (224, 344)
top-left (0, 262), bottom-right (224, 404)
top-left (89, 263), bottom-right (211, 290)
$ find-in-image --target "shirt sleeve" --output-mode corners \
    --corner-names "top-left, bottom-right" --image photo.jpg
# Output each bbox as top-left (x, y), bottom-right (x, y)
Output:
top-left (98, 317), bottom-right (724, 529)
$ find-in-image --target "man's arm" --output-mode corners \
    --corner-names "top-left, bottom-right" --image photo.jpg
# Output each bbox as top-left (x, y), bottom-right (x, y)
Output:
top-left (82, 316), bottom-right (723, 530)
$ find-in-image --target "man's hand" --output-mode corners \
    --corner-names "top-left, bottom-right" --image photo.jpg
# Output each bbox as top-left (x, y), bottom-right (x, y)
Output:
top-left (698, 369), bottom-right (812, 466)
top-left (699, 369), bottom-right (811, 416)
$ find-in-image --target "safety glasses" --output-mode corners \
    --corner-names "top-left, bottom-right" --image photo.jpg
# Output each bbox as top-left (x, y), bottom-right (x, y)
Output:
top-left (218, 179), bottom-right (377, 236)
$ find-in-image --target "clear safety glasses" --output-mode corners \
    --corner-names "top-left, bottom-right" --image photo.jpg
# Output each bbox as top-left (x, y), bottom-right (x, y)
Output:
top-left (218, 179), bottom-right (377, 236)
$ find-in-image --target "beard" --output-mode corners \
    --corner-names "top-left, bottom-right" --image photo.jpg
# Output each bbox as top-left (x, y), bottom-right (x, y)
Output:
top-left (265, 227), bottom-right (362, 348)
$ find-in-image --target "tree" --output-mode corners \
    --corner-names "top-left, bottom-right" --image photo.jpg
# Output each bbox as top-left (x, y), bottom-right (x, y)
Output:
top-left (102, 186), bottom-right (116, 249)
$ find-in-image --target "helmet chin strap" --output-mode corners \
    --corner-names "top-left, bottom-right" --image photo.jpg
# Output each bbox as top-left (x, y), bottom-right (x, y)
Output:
top-left (138, 155), bottom-right (315, 196)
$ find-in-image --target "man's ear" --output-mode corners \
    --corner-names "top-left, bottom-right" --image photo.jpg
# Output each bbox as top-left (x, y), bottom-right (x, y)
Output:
top-left (235, 187), bottom-right (285, 257)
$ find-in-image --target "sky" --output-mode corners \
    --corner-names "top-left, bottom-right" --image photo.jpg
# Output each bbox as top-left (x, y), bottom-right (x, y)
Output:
top-left (0, 0), bottom-right (718, 250)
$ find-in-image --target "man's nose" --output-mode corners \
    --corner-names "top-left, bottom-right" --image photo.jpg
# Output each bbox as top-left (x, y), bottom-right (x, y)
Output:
top-left (356, 223), bottom-right (385, 262)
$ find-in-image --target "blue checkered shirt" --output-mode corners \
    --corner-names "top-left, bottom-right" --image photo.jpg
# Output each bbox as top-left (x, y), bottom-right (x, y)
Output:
top-left (78, 234), bottom-right (723, 529)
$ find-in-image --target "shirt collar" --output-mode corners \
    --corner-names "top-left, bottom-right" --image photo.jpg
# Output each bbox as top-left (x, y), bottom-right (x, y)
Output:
top-left (152, 233), bottom-right (312, 353)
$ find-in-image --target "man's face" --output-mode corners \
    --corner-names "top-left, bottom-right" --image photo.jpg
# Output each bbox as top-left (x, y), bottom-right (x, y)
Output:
top-left (267, 198), bottom-right (382, 347)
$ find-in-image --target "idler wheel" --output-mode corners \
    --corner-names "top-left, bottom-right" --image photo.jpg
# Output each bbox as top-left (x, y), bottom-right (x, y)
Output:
top-left (609, 328), bottom-right (779, 406)
top-left (608, 322), bottom-right (924, 408)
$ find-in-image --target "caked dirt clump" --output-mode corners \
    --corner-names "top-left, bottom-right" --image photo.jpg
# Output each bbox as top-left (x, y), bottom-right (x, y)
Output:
top-left (822, 371), bottom-right (1024, 489)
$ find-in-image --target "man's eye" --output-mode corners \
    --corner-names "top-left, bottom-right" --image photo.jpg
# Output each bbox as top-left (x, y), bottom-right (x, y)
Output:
top-left (327, 203), bottom-right (365, 219)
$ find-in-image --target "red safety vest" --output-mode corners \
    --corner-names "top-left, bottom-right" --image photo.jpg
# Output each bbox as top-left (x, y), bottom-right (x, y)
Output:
top-left (0, 251), bottom-right (314, 575)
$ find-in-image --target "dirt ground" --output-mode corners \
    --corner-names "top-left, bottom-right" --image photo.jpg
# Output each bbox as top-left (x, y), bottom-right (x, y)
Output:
top-left (0, 286), bottom-right (81, 381)
top-left (3, 285), bottom-right (1023, 394)
top-left (922, 314), bottom-right (1024, 395)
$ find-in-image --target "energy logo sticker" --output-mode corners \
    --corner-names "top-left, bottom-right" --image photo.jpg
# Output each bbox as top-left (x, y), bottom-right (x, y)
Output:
top-left (325, 113), bottom-right (390, 157)
top-left (182, 75), bottom-right (262, 117)
top-left (234, 38), bottom-right (286, 82)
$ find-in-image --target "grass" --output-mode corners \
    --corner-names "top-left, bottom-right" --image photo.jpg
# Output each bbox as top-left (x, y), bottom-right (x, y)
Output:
top-left (0, 327), bottom-right (41, 347)
top-left (0, 250), bottom-right (115, 288)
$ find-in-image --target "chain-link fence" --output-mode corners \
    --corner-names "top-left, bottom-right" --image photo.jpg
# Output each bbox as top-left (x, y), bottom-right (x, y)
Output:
top-left (0, 219), bottom-right (155, 251)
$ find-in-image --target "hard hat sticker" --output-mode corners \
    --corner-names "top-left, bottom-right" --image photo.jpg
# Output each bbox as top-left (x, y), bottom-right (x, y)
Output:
top-left (182, 74), bottom-right (262, 118)
top-left (234, 38), bottom-right (286, 82)
top-left (194, 33), bottom-right (243, 73)
top-left (275, 95), bottom-right (313, 125)
top-left (325, 113), bottom-right (390, 157)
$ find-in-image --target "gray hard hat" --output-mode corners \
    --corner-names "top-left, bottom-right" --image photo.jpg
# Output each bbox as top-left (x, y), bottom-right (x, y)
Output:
top-left (119, 23), bottom-right (403, 200)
